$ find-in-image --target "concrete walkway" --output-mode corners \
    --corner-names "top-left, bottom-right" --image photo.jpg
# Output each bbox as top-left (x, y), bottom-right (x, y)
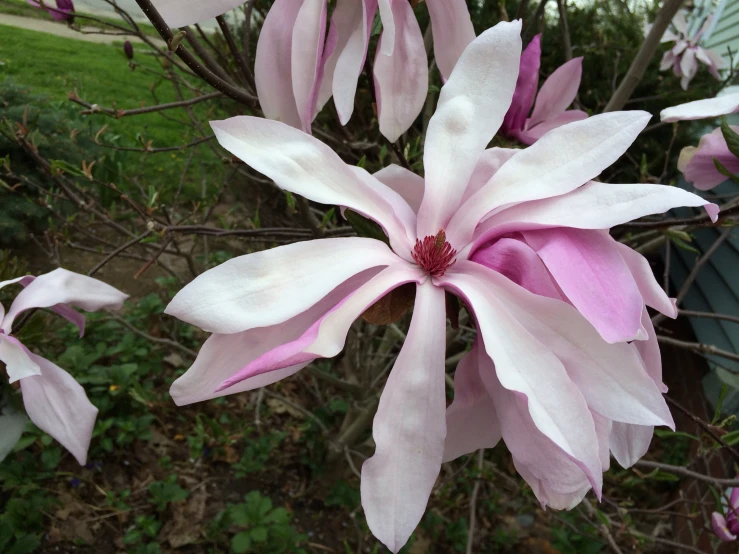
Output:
top-left (0, 13), bottom-right (160, 44)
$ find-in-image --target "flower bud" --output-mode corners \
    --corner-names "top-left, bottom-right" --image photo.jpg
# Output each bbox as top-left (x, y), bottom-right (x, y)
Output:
top-left (124, 41), bottom-right (134, 60)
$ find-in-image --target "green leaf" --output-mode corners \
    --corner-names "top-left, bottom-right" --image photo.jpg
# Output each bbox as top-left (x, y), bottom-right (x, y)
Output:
top-left (285, 191), bottom-right (296, 213)
top-left (713, 158), bottom-right (739, 185)
top-left (7, 535), bottom-right (41, 554)
top-left (231, 530), bottom-right (252, 553)
top-left (720, 118), bottom-right (739, 158)
top-left (670, 236), bottom-right (700, 254)
top-left (370, 13), bottom-right (383, 37)
top-left (344, 210), bottom-right (389, 245)
top-left (654, 429), bottom-right (699, 441)
top-left (250, 526), bottom-right (268, 542)
top-left (264, 507), bottom-right (290, 525)
top-left (49, 159), bottom-right (84, 177)
top-left (713, 383), bottom-right (729, 423)
top-left (722, 430), bottom-right (739, 446)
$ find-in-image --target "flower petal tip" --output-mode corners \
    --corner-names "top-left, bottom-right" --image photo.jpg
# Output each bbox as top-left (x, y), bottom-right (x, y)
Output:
top-left (705, 203), bottom-right (720, 222)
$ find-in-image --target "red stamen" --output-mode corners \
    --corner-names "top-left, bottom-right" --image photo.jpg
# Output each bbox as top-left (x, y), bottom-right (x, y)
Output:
top-left (411, 229), bottom-right (457, 277)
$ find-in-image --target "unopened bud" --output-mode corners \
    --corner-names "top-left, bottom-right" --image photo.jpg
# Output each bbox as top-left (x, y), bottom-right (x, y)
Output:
top-left (124, 40), bottom-right (134, 60)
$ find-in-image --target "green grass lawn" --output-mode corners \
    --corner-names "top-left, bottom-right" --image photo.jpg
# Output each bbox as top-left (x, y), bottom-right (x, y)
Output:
top-left (0, 24), bottom-right (231, 199)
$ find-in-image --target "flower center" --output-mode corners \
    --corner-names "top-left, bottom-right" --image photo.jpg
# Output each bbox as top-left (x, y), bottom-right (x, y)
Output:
top-left (411, 229), bottom-right (457, 277)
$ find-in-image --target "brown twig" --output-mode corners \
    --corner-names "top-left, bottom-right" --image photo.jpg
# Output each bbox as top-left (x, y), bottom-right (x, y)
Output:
top-left (465, 450), bottom-right (485, 554)
top-left (216, 15), bottom-right (256, 91)
top-left (555, 0), bottom-right (573, 61)
top-left (635, 460), bottom-right (739, 486)
top-left (665, 396), bottom-right (739, 463)
top-left (678, 310), bottom-right (739, 326)
top-left (87, 230), bottom-right (153, 276)
top-left (657, 334), bottom-right (739, 363)
top-left (69, 91), bottom-right (223, 118)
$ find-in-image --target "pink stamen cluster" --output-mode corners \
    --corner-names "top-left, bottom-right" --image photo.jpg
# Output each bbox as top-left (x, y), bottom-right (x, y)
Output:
top-left (411, 230), bottom-right (457, 277)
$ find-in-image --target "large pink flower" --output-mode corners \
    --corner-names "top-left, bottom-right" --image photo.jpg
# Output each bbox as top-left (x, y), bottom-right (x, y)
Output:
top-left (659, 12), bottom-right (727, 90)
top-left (0, 269), bottom-right (127, 465)
top-left (166, 22), bottom-right (718, 552)
top-left (500, 34), bottom-right (588, 145)
top-left (661, 92), bottom-right (739, 190)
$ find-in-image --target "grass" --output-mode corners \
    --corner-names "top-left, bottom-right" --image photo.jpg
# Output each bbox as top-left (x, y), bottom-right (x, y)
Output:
top-left (0, 24), bottom-right (231, 200)
top-left (0, 0), bottom-right (159, 38)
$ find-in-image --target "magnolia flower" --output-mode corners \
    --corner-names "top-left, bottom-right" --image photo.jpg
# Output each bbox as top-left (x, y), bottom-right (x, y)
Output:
top-left (255, 0), bottom-right (473, 140)
top-left (166, 22), bottom-right (718, 552)
top-left (0, 269), bottom-right (127, 465)
top-left (500, 34), bottom-right (587, 145)
top-left (661, 92), bottom-right (739, 190)
top-left (27, 0), bottom-right (75, 22)
top-left (660, 12), bottom-right (727, 90)
top-left (712, 486), bottom-right (739, 542)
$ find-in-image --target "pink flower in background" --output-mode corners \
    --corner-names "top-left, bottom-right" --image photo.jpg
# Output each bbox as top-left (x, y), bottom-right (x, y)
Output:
top-left (0, 269), bottom-right (127, 465)
top-left (165, 21), bottom-right (719, 552)
top-left (500, 34), bottom-right (588, 145)
top-left (661, 93), bottom-right (739, 190)
top-left (712, 486), bottom-right (739, 542)
top-left (26, 0), bottom-right (75, 22)
top-left (659, 12), bottom-right (727, 90)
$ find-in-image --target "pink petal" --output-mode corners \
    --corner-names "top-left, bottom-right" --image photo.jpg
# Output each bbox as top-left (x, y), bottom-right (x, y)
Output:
top-left (417, 21), bottom-right (522, 237)
top-left (634, 308), bottom-right (667, 392)
top-left (661, 91), bottom-right (739, 121)
top-left (672, 12), bottom-right (688, 36)
top-left (502, 34), bottom-right (541, 135)
top-left (592, 412), bottom-right (612, 472)
top-left (469, 237), bottom-right (561, 299)
top-left (660, 50), bottom-right (676, 71)
top-left (217, 264), bottom-right (424, 390)
top-left (374, 0), bottom-right (428, 143)
top-left (165, 238), bottom-right (400, 334)
top-left (522, 228), bottom-right (644, 343)
top-left (713, 512), bottom-right (738, 542)
top-left (515, 109), bottom-right (588, 145)
top-left (448, 112), bottom-right (651, 247)
top-left (438, 266), bottom-right (603, 498)
top-left (373, 165), bottom-right (425, 214)
top-left (679, 48), bottom-right (698, 89)
top-left (149, 0), bottom-right (244, 27)
top-left (473, 181), bottom-right (719, 249)
top-left (480, 351), bottom-right (595, 510)
top-left (291, 0), bottom-right (328, 132)
top-left (170, 269), bottom-right (380, 406)
top-left (443, 339), bottom-right (501, 462)
top-left (453, 261), bottom-right (673, 428)
top-left (361, 281), bottom-right (447, 553)
top-left (210, 117), bottom-right (416, 253)
top-left (425, 0), bottom-right (476, 80)
top-left (461, 147), bottom-right (520, 204)
top-left (376, 0), bottom-right (395, 55)
top-left (0, 407), bottom-right (26, 463)
top-left (528, 57), bottom-right (584, 128)
top-left (7, 275), bottom-right (86, 336)
top-left (610, 422), bottom-right (654, 469)
top-left (680, 126), bottom-right (739, 190)
top-left (20, 352), bottom-right (98, 465)
top-left (615, 242), bottom-right (676, 318)
top-left (1, 269), bottom-right (127, 334)
top-left (254, 0), bottom-right (303, 130)
top-left (325, 0), bottom-right (377, 124)
top-left (0, 335), bottom-right (40, 383)
top-left (315, 21), bottom-right (339, 113)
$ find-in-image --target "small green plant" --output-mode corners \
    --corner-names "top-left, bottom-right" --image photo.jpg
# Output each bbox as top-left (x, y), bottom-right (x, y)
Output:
top-left (233, 430), bottom-right (286, 477)
top-left (148, 475), bottom-right (188, 512)
top-left (211, 491), bottom-right (308, 554)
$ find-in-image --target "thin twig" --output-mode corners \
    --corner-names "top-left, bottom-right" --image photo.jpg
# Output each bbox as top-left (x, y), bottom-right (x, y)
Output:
top-left (107, 314), bottom-right (197, 358)
top-left (634, 460), bottom-right (739, 486)
top-left (87, 230), bottom-right (153, 276)
top-left (465, 450), bottom-right (485, 554)
top-left (678, 310), bottom-right (739, 326)
top-left (665, 396), bottom-right (739, 463)
top-left (582, 498), bottom-right (624, 554)
top-left (69, 91), bottom-right (223, 118)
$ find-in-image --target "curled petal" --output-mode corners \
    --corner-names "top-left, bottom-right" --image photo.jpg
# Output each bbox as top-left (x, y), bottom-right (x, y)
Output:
top-left (373, 165), bottom-right (425, 214)
top-left (148, 0), bottom-right (244, 27)
top-left (20, 352), bottom-right (98, 465)
top-left (217, 264), bottom-right (424, 391)
top-left (255, 0), bottom-right (303, 130)
top-left (660, 91), bottom-right (739, 122)
top-left (361, 281), bottom-right (447, 553)
top-left (166, 238), bottom-right (400, 334)
top-left (0, 335), bottom-right (40, 383)
top-left (374, 0), bottom-right (428, 143)
top-left (680, 126), bottom-right (739, 190)
top-left (528, 57), bottom-right (584, 128)
top-left (425, 0), bottom-right (475, 80)
top-left (713, 512), bottom-right (738, 542)
top-left (417, 21), bottom-right (522, 237)
top-left (615, 242), bottom-right (676, 318)
top-left (1, 268), bottom-right (127, 334)
top-left (522, 228), bottom-right (644, 344)
top-left (170, 270), bottom-right (381, 406)
top-left (449, 112), bottom-right (651, 246)
top-left (502, 34), bottom-right (541, 135)
top-left (443, 339), bottom-right (501, 462)
top-left (210, 117), bottom-right (416, 252)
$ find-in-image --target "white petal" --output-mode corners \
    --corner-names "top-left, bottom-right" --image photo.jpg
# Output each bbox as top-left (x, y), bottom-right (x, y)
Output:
top-left (0, 406), bottom-right (27, 463)
top-left (166, 238), bottom-right (399, 334)
top-left (660, 91), bottom-right (739, 122)
top-left (373, 165), bottom-right (425, 214)
top-left (443, 340), bottom-right (501, 462)
top-left (361, 281), bottom-right (447, 553)
top-left (610, 422), bottom-right (653, 468)
top-left (448, 112), bottom-right (651, 246)
top-left (210, 117), bottom-right (415, 252)
top-left (417, 21), bottom-right (522, 237)
top-left (149, 0), bottom-right (244, 27)
top-left (21, 352), bottom-right (98, 465)
top-left (0, 336), bottom-right (40, 383)
top-left (2, 269), bottom-right (127, 334)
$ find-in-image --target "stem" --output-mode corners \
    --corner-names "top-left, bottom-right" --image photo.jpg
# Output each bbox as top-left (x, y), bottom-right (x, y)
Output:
top-left (604, 0), bottom-right (683, 112)
top-left (555, 0), bottom-right (573, 61)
